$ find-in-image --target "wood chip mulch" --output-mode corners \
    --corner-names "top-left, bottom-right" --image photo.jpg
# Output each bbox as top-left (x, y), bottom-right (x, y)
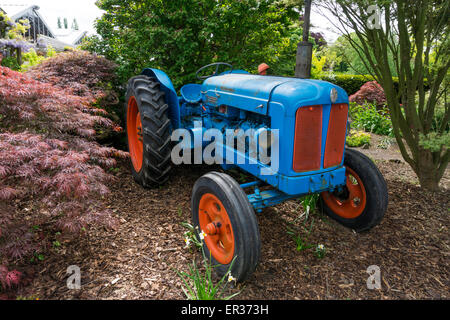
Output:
top-left (25, 151), bottom-right (449, 300)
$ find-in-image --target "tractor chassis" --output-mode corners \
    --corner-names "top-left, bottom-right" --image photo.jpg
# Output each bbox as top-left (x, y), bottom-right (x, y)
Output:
top-left (240, 167), bottom-right (347, 213)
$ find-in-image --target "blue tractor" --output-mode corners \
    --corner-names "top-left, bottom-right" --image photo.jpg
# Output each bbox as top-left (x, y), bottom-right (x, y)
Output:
top-left (125, 63), bottom-right (388, 282)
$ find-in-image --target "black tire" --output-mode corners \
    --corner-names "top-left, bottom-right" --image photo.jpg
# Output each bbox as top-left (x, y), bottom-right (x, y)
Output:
top-left (125, 75), bottom-right (172, 188)
top-left (192, 172), bottom-right (261, 282)
top-left (321, 149), bottom-right (388, 232)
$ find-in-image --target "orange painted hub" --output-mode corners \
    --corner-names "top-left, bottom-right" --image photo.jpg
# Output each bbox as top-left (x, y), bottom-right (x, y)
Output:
top-left (198, 193), bottom-right (235, 264)
top-left (127, 96), bottom-right (143, 172)
top-left (322, 167), bottom-right (367, 219)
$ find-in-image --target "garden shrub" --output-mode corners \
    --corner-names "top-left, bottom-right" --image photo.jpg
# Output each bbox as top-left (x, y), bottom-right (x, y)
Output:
top-left (19, 48), bottom-right (44, 72)
top-left (20, 46), bottom-right (56, 72)
top-left (349, 81), bottom-right (387, 107)
top-left (419, 132), bottom-right (450, 153)
top-left (26, 50), bottom-right (123, 143)
top-left (0, 64), bottom-right (127, 296)
top-left (321, 74), bottom-right (430, 96)
top-left (349, 102), bottom-right (393, 136)
top-left (431, 105), bottom-right (449, 133)
top-left (311, 51), bottom-right (327, 79)
top-left (321, 74), bottom-right (377, 95)
top-left (346, 130), bottom-right (371, 147)
top-left (0, 55), bottom-right (20, 70)
top-left (27, 50), bottom-right (118, 102)
top-left (0, 11), bottom-right (32, 68)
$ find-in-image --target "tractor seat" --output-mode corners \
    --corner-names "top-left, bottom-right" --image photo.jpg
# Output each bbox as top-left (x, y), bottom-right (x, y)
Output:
top-left (180, 84), bottom-right (202, 104)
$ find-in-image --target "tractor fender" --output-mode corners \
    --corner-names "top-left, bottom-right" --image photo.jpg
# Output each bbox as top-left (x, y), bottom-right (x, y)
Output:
top-left (141, 68), bottom-right (181, 129)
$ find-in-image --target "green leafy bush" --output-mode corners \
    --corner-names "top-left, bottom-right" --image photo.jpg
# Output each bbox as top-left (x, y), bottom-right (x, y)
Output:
top-left (82, 0), bottom-right (300, 89)
top-left (349, 102), bottom-right (393, 136)
top-left (346, 130), bottom-right (371, 147)
top-left (431, 106), bottom-right (449, 133)
top-left (311, 51), bottom-right (327, 79)
top-left (20, 48), bottom-right (44, 71)
top-left (0, 56), bottom-right (20, 70)
top-left (322, 74), bottom-right (429, 96)
top-left (20, 46), bottom-right (55, 72)
top-left (419, 132), bottom-right (450, 153)
top-left (321, 74), bottom-right (377, 95)
top-left (0, 11), bottom-right (32, 67)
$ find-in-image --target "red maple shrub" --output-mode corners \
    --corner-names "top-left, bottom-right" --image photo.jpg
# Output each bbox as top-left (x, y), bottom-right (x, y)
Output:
top-left (0, 65), bottom-right (115, 136)
top-left (27, 50), bottom-right (118, 101)
top-left (349, 81), bottom-right (387, 107)
top-left (26, 50), bottom-right (123, 142)
top-left (0, 60), bottom-right (127, 294)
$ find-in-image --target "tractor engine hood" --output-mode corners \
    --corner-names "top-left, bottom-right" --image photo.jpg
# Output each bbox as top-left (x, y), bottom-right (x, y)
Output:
top-left (202, 74), bottom-right (348, 116)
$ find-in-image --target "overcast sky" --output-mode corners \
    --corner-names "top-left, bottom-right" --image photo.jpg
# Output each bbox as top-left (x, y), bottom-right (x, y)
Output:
top-left (0, 0), bottom-right (103, 35)
top-left (311, 7), bottom-right (342, 43)
top-left (1, 1), bottom-right (341, 42)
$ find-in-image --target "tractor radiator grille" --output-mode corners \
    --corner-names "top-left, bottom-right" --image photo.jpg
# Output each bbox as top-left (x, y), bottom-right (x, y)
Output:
top-left (324, 104), bottom-right (349, 168)
top-left (293, 105), bottom-right (323, 172)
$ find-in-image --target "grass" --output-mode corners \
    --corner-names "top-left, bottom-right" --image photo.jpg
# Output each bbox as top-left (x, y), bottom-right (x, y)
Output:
top-left (181, 221), bottom-right (203, 251)
top-left (377, 136), bottom-right (395, 149)
top-left (177, 222), bottom-right (241, 300)
top-left (287, 194), bottom-right (328, 259)
top-left (287, 219), bottom-right (315, 252)
top-left (287, 195), bottom-right (319, 252)
top-left (176, 254), bottom-right (240, 300)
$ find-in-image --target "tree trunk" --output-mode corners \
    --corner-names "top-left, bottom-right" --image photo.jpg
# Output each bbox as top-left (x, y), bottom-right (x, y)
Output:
top-left (416, 149), bottom-right (441, 192)
top-left (417, 172), bottom-right (440, 192)
top-left (16, 48), bottom-right (22, 65)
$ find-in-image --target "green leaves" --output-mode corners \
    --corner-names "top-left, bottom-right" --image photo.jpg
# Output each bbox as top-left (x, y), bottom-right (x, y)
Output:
top-left (349, 102), bottom-right (393, 136)
top-left (419, 132), bottom-right (450, 153)
top-left (346, 130), bottom-right (371, 148)
top-left (83, 0), bottom-right (300, 88)
top-left (176, 255), bottom-right (240, 300)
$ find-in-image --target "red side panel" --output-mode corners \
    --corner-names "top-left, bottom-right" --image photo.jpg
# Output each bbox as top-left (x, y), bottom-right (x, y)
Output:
top-left (293, 106), bottom-right (323, 172)
top-left (324, 104), bottom-right (349, 169)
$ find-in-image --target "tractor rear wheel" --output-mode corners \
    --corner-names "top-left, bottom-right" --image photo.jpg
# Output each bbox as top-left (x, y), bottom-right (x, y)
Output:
top-left (125, 75), bottom-right (172, 188)
top-left (321, 149), bottom-right (388, 232)
top-left (192, 172), bottom-right (261, 282)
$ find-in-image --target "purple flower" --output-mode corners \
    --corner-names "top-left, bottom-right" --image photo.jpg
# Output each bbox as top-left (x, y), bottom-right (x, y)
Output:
top-left (0, 39), bottom-right (32, 51)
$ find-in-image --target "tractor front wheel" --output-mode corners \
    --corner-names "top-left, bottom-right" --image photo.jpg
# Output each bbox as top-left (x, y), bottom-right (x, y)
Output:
top-left (192, 172), bottom-right (261, 282)
top-left (321, 149), bottom-right (388, 232)
top-left (125, 75), bottom-right (172, 188)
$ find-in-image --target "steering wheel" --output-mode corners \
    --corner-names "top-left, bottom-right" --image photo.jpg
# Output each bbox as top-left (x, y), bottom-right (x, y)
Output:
top-left (196, 62), bottom-right (233, 80)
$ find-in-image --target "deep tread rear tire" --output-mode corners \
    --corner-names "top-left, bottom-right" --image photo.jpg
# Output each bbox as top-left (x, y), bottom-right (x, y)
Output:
top-left (192, 172), bottom-right (261, 282)
top-left (125, 75), bottom-right (172, 188)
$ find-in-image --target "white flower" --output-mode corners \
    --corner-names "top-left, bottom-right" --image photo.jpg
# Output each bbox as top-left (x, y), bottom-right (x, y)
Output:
top-left (228, 274), bottom-right (236, 283)
top-left (184, 237), bottom-right (191, 248)
top-left (317, 244), bottom-right (325, 250)
top-left (199, 230), bottom-right (207, 240)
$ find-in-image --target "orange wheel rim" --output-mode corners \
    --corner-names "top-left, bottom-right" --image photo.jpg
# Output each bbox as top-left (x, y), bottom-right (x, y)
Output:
top-left (321, 167), bottom-right (367, 219)
top-left (198, 193), bottom-right (235, 264)
top-left (127, 96), bottom-right (143, 172)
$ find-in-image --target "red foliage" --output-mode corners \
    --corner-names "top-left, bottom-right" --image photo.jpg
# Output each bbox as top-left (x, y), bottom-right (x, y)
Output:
top-left (0, 265), bottom-right (22, 293)
top-left (349, 81), bottom-right (387, 107)
top-left (0, 65), bottom-right (114, 136)
top-left (26, 51), bottom-right (123, 136)
top-left (0, 61), bottom-right (128, 291)
top-left (27, 50), bottom-right (118, 101)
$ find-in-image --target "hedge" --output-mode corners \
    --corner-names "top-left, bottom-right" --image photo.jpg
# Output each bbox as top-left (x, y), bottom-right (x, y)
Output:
top-left (321, 74), bottom-right (429, 96)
